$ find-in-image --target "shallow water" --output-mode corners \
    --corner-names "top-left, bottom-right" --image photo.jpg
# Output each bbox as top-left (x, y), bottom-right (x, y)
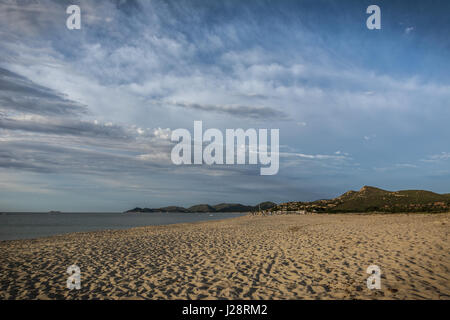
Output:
top-left (0, 211), bottom-right (245, 241)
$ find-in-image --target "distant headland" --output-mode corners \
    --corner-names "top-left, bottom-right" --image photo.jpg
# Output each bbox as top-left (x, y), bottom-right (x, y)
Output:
top-left (265, 186), bottom-right (450, 214)
top-left (124, 202), bottom-right (277, 213)
top-left (125, 186), bottom-right (450, 214)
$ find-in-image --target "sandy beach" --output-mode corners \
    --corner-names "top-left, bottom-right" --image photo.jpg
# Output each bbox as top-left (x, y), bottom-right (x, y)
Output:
top-left (0, 213), bottom-right (449, 300)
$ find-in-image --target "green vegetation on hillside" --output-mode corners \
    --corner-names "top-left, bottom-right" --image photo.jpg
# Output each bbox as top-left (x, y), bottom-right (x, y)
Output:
top-left (268, 186), bottom-right (450, 214)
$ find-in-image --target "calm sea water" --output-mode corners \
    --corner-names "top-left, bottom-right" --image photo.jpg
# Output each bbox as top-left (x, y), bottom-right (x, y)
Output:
top-left (0, 212), bottom-right (246, 241)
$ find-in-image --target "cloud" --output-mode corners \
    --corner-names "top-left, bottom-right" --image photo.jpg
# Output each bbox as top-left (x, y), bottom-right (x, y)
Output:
top-left (0, 115), bottom-right (132, 140)
top-left (0, 0), bottom-right (64, 36)
top-left (405, 27), bottom-right (414, 34)
top-left (0, 139), bottom-right (171, 174)
top-left (421, 152), bottom-right (450, 163)
top-left (284, 152), bottom-right (349, 160)
top-left (363, 134), bottom-right (376, 141)
top-left (0, 67), bottom-right (87, 116)
top-left (395, 163), bottom-right (417, 168)
top-left (0, 66), bottom-right (178, 176)
top-left (167, 101), bottom-right (287, 120)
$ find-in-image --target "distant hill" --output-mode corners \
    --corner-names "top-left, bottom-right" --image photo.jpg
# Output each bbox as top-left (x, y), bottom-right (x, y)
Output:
top-left (258, 201), bottom-right (278, 210)
top-left (125, 201), bottom-right (277, 213)
top-left (125, 207), bottom-right (157, 213)
top-left (212, 203), bottom-right (254, 212)
top-left (269, 186), bottom-right (450, 214)
top-left (158, 206), bottom-right (190, 213)
top-left (187, 204), bottom-right (216, 212)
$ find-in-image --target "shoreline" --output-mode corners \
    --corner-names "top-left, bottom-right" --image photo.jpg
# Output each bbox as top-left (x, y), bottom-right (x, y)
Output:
top-left (0, 211), bottom-right (445, 244)
top-left (1, 213), bottom-right (449, 299)
top-left (0, 214), bottom-right (248, 243)
top-left (0, 211), bottom-right (246, 243)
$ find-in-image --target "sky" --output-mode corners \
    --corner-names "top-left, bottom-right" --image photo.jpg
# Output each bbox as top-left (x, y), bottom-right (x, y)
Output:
top-left (0, 0), bottom-right (449, 212)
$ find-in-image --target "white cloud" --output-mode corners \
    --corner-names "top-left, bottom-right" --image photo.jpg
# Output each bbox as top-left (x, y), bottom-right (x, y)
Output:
top-left (422, 152), bottom-right (450, 162)
top-left (405, 27), bottom-right (414, 34)
top-left (364, 134), bottom-right (376, 141)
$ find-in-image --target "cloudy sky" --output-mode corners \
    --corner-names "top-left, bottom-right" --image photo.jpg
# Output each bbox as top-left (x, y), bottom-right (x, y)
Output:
top-left (0, 0), bottom-right (449, 212)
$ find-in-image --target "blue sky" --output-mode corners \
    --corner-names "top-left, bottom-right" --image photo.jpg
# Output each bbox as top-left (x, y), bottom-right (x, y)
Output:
top-left (0, 0), bottom-right (449, 211)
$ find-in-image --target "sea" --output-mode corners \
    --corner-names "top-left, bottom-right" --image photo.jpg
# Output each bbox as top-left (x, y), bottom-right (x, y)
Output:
top-left (0, 211), bottom-right (246, 241)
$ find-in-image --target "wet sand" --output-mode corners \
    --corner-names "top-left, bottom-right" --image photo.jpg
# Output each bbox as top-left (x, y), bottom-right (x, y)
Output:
top-left (0, 213), bottom-right (449, 299)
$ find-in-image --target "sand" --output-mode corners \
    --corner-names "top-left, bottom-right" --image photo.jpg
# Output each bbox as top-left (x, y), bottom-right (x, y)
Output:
top-left (0, 213), bottom-right (449, 300)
